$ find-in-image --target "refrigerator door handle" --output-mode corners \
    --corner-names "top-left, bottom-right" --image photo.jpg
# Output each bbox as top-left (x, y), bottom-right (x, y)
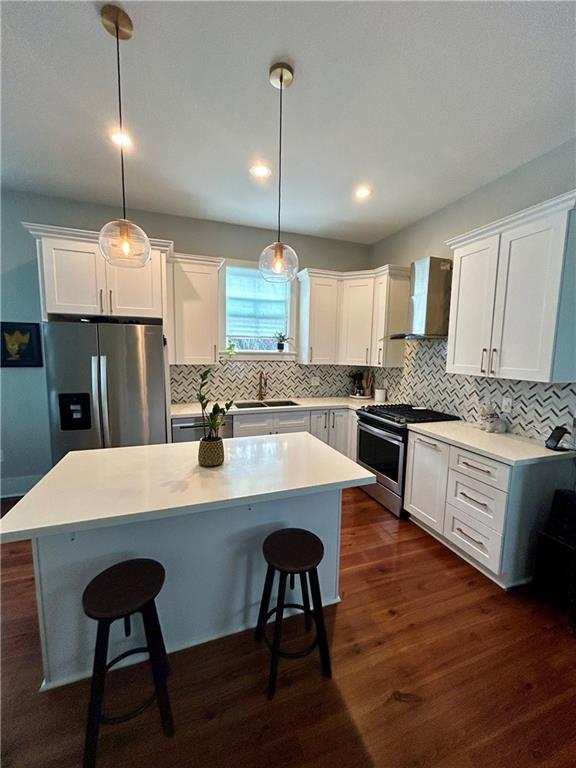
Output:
top-left (91, 355), bottom-right (103, 444)
top-left (100, 355), bottom-right (112, 447)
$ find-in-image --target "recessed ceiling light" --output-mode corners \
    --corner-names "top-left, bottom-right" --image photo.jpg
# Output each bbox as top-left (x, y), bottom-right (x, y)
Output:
top-left (250, 164), bottom-right (272, 179)
top-left (111, 132), bottom-right (132, 148)
top-left (354, 185), bottom-right (372, 200)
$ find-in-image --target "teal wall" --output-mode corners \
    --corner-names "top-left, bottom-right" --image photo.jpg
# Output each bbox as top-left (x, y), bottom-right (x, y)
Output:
top-left (0, 189), bottom-right (369, 494)
top-left (368, 139), bottom-right (576, 267)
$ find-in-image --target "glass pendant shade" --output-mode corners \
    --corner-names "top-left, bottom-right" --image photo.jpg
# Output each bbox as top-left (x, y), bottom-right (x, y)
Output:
top-left (258, 241), bottom-right (299, 283)
top-left (98, 218), bottom-right (151, 268)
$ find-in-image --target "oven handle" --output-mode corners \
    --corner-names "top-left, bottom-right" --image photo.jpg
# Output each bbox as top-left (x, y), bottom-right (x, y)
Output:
top-left (358, 421), bottom-right (405, 446)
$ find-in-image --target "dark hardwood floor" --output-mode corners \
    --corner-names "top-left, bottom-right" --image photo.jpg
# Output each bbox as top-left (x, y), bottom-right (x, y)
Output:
top-left (2, 488), bottom-right (575, 767)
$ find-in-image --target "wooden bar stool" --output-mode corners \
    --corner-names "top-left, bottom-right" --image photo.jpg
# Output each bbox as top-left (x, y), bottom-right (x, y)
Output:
top-left (82, 558), bottom-right (174, 768)
top-left (255, 528), bottom-right (332, 699)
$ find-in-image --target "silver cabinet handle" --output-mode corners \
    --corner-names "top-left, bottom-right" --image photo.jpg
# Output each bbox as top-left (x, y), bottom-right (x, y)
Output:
top-left (460, 491), bottom-right (488, 508)
top-left (109, 289), bottom-right (113, 314)
top-left (377, 347), bottom-right (382, 365)
top-left (331, 411), bottom-right (335, 429)
top-left (416, 437), bottom-right (438, 449)
top-left (99, 289), bottom-right (104, 314)
top-left (323, 411), bottom-right (327, 430)
top-left (214, 344), bottom-right (217, 362)
top-left (461, 460), bottom-right (491, 475)
top-left (480, 347), bottom-right (487, 373)
top-left (310, 346), bottom-right (313, 362)
top-left (489, 348), bottom-right (497, 375)
top-left (455, 526), bottom-right (485, 549)
top-left (100, 355), bottom-right (111, 447)
top-left (365, 347), bottom-right (369, 364)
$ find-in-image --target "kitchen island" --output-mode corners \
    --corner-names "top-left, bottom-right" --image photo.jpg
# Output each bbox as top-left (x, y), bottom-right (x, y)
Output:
top-left (1, 433), bottom-right (374, 689)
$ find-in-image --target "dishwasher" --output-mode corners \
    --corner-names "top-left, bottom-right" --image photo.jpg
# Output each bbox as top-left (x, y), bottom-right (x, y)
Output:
top-left (172, 415), bottom-right (233, 442)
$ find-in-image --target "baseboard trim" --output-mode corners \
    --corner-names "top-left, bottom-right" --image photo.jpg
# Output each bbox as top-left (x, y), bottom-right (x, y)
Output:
top-left (1, 474), bottom-right (42, 498)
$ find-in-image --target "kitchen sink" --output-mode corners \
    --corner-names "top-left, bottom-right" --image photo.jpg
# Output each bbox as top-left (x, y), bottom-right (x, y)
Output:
top-left (235, 401), bottom-right (268, 408)
top-left (263, 400), bottom-right (300, 407)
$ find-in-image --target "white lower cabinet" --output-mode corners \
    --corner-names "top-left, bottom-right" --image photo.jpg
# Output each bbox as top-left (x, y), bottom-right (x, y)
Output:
top-left (234, 411), bottom-right (310, 437)
top-left (404, 428), bottom-right (576, 587)
top-left (309, 409), bottom-right (350, 456)
top-left (404, 433), bottom-right (450, 533)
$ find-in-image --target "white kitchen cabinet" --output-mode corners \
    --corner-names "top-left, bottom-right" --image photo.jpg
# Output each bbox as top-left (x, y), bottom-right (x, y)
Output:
top-left (446, 191), bottom-right (576, 383)
top-left (309, 408), bottom-right (349, 456)
top-left (337, 276), bottom-right (374, 366)
top-left (39, 237), bottom-right (108, 316)
top-left (404, 432), bottom-right (450, 533)
top-left (107, 249), bottom-right (163, 318)
top-left (233, 410), bottom-right (310, 437)
top-left (370, 266), bottom-right (410, 367)
top-left (298, 271), bottom-right (340, 364)
top-left (27, 225), bottom-right (171, 320)
top-left (172, 258), bottom-right (220, 365)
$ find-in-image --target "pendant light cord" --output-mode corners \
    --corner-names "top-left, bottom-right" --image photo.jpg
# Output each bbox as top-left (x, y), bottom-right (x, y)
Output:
top-left (277, 70), bottom-right (283, 243)
top-left (115, 22), bottom-right (127, 220)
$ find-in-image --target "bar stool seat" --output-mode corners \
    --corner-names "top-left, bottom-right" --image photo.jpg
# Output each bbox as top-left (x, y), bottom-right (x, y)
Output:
top-left (255, 528), bottom-right (331, 699)
top-left (82, 558), bottom-right (174, 768)
top-left (83, 558), bottom-right (165, 620)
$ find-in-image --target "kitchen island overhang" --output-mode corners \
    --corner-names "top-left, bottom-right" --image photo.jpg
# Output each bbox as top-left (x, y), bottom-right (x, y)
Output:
top-left (1, 433), bottom-right (375, 689)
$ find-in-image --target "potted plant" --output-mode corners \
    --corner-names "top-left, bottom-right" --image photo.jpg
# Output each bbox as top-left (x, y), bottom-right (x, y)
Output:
top-left (273, 331), bottom-right (293, 352)
top-left (197, 369), bottom-right (233, 467)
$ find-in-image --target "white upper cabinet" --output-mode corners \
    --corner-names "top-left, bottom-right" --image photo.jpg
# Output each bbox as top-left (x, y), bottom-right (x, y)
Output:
top-left (446, 191), bottom-right (576, 383)
top-left (298, 272), bottom-right (339, 364)
top-left (337, 276), bottom-right (374, 366)
top-left (446, 235), bottom-right (499, 376)
top-left (370, 266), bottom-right (410, 367)
top-left (107, 249), bottom-right (163, 318)
top-left (172, 257), bottom-right (221, 365)
top-left (28, 224), bottom-right (171, 320)
top-left (40, 237), bottom-right (107, 316)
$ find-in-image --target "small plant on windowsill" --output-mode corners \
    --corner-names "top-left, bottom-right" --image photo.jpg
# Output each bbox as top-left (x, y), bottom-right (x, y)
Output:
top-left (273, 332), bottom-right (293, 352)
top-left (197, 369), bottom-right (233, 467)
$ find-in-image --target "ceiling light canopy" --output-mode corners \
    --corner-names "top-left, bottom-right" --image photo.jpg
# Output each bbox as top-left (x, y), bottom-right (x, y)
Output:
top-left (258, 63), bottom-right (299, 284)
top-left (98, 4), bottom-right (151, 269)
top-left (250, 164), bottom-right (272, 179)
top-left (354, 185), bottom-right (372, 200)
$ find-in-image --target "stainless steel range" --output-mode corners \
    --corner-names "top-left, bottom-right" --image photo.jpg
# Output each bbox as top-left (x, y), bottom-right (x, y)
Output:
top-left (356, 404), bottom-right (459, 516)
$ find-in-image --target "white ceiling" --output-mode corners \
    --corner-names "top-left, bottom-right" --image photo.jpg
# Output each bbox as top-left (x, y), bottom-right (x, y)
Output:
top-left (2, 1), bottom-right (575, 244)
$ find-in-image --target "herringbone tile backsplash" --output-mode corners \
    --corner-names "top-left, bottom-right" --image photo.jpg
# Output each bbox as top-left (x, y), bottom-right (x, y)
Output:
top-left (374, 340), bottom-right (576, 441)
top-left (170, 341), bottom-right (575, 441)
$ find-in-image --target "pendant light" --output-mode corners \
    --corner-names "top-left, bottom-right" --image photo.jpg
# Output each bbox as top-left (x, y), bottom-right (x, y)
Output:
top-left (98, 5), bottom-right (151, 269)
top-left (258, 63), bottom-right (299, 283)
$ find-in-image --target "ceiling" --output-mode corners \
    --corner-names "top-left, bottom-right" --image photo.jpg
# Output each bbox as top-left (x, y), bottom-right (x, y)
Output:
top-left (2, 1), bottom-right (574, 244)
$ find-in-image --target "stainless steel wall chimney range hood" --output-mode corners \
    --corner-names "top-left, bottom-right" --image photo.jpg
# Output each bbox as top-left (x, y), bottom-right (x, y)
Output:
top-left (390, 256), bottom-right (453, 340)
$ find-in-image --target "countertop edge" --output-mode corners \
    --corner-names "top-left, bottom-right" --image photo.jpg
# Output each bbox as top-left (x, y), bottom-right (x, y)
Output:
top-left (171, 399), bottom-right (374, 418)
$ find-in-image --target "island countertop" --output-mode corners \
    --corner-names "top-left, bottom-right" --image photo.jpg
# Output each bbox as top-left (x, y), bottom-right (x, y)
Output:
top-left (1, 433), bottom-right (375, 542)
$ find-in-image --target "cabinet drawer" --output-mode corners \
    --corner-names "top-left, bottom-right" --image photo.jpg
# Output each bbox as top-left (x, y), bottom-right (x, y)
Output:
top-left (444, 504), bottom-right (502, 575)
top-left (275, 411), bottom-right (310, 433)
top-left (449, 446), bottom-right (510, 491)
top-left (447, 470), bottom-right (507, 533)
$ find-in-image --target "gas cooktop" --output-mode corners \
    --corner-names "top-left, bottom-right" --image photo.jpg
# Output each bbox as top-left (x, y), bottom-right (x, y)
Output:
top-left (359, 403), bottom-right (460, 427)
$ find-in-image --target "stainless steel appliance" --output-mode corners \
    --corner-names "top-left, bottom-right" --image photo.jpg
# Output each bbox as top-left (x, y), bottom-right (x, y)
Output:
top-left (172, 415), bottom-right (232, 442)
top-left (43, 321), bottom-right (167, 464)
top-left (357, 404), bottom-right (459, 516)
top-left (390, 256), bottom-right (453, 339)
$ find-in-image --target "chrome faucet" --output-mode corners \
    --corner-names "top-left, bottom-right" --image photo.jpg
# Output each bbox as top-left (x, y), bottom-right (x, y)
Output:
top-left (257, 370), bottom-right (268, 401)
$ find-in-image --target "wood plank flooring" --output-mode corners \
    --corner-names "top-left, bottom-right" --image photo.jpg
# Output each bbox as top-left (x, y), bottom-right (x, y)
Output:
top-left (2, 488), bottom-right (575, 768)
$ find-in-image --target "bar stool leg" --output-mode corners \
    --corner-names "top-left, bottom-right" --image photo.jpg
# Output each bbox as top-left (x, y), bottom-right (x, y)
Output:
top-left (255, 564), bottom-right (275, 642)
top-left (142, 602), bottom-right (175, 737)
top-left (309, 567), bottom-right (332, 679)
top-left (300, 573), bottom-right (312, 632)
top-left (268, 571), bottom-right (287, 700)
top-left (83, 620), bottom-right (110, 768)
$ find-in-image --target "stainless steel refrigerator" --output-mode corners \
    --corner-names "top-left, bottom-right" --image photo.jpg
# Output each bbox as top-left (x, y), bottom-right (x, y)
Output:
top-left (43, 321), bottom-right (167, 464)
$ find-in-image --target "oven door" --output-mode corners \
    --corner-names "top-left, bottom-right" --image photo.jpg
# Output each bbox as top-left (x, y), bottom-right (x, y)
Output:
top-left (357, 421), bottom-right (405, 495)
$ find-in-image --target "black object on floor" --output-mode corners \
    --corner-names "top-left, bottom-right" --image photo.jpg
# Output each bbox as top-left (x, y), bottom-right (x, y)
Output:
top-left (255, 528), bottom-right (331, 699)
top-left (82, 558), bottom-right (174, 768)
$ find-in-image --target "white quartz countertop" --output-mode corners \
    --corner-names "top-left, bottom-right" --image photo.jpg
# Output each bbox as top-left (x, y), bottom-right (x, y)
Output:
top-left (409, 422), bottom-right (576, 465)
top-left (171, 397), bottom-right (376, 419)
top-left (0, 433), bottom-right (375, 543)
